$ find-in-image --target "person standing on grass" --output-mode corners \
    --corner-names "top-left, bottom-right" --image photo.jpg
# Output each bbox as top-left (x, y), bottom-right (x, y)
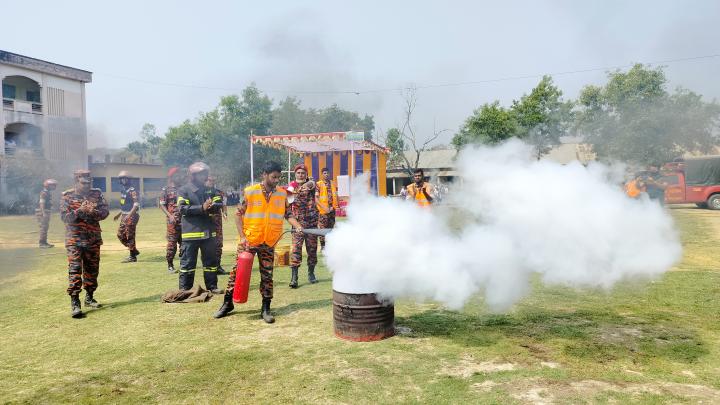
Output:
top-left (288, 164), bottom-right (319, 288)
top-left (644, 164), bottom-right (668, 205)
top-left (37, 178), bottom-right (58, 248)
top-left (61, 170), bottom-right (109, 318)
top-left (159, 167), bottom-right (182, 274)
top-left (316, 167), bottom-right (338, 251)
top-left (214, 161), bottom-right (303, 323)
top-left (205, 175), bottom-right (228, 275)
top-left (113, 171), bottom-right (141, 263)
top-left (177, 162), bottom-right (223, 293)
top-left (405, 168), bottom-right (434, 208)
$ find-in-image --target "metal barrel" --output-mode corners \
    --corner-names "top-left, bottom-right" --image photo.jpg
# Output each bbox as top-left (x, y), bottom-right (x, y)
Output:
top-left (333, 290), bottom-right (395, 342)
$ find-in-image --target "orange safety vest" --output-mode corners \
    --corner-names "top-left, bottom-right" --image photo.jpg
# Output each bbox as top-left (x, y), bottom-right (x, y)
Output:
top-left (407, 183), bottom-right (431, 208)
top-left (243, 184), bottom-right (287, 247)
top-left (316, 180), bottom-right (338, 215)
top-left (624, 180), bottom-right (643, 199)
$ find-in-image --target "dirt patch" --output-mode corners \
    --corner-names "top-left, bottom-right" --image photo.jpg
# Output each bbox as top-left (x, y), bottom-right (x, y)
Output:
top-left (441, 356), bottom-right (516, 378)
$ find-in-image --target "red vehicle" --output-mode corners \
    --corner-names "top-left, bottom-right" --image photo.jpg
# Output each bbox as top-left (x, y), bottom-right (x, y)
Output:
top-left (662, 156), bottom-right (720, 209)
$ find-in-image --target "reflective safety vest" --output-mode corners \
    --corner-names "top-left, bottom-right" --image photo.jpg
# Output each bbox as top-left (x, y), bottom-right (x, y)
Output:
top-left (243, 184), bottom-right (287, 247)
top-left (624, 180), bottom-right (643, 199)
top-left (316, 180), bottom-right (338, 215)
top-left (407, 183), bottom-right (431, 208)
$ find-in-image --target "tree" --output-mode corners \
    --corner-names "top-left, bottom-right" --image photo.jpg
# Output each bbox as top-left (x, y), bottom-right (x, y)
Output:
top-left (452, 76), bottom-right (572, 158)
top-left (159, 120), bottom-right (204, 167)
top-left (452, 101), bottom-right (518, 148)
top-left (575, 64), bottom-right (720, 164)
top-left (512, 76), bottom-right (573, 158)
top-left (384, 128), bottom-right (405, 167)
top-left (394, 87), bottom-right (447, 174)
top-left (125, 123), bottom-right (163, 163)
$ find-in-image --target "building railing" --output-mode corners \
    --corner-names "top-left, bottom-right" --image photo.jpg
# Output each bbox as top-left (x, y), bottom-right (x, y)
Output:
top-left (2, 98), bottom-right (42, 114)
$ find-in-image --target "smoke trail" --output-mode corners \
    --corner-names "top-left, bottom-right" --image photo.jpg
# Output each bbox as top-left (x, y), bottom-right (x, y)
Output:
top-left (326, 140), bottom-right (682, 311)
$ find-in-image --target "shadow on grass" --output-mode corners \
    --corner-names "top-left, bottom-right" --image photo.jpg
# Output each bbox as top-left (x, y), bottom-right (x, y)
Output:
top-left (95, 294), bottom-right (164, 311)
top-left (396, 309), bottom-right (708, 364)
top-left (216, 299), bottom-right (333, 319)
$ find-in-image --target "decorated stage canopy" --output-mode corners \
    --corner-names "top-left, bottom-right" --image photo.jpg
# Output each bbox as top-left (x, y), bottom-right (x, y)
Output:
top-left (251, 131), bottom-right (389, 196)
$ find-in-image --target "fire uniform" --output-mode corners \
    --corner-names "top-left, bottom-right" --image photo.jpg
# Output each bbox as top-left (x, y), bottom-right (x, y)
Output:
top-left (177, 182), bottom-right (222, 291)
top-left (290, 183), bottom-right (319, 267)
top-left (406, 182), bottom-right (433, 208)
top-left (206, 187), bottom-right (225, 268)
top-left (117, 184), bottom-right (140, 256)
top-left (61, 187), bottom-right (109, 296)
top-left (36, 188), bottom-right (53, 246)
top-left (160, 185), bottom-right (181, 265)
top-left (225, 183), bottom-right (293, 299)
top-left (316, 179), bottom-right (339, 249)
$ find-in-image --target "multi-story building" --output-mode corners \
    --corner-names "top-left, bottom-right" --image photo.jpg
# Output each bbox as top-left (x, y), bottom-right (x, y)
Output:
top-left (1, 50), bottom-right (92, 171)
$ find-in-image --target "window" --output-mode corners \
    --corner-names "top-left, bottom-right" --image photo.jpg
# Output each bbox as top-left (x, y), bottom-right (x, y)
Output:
top-left (661, 175), bottom-right (679, 185)
top-left (2, 84), bottom-right (16, 99)
top-left (92, 177), bottom-right (107, 192)
top-left (111, 177), bottom-right (140, 192)
top-left (26, 90), bottom-right (40, 103)
top-left (143, 178), bottom-right (165, 192)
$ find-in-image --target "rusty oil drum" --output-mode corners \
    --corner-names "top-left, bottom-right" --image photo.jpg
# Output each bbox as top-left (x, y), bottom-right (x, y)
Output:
top-left (333, 290), bottom-right (395, 342)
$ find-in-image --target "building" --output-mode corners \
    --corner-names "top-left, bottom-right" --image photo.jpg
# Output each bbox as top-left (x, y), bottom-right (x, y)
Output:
top-left (88, 161), bottom-right (167, 207)
top-left (1, 50), bottom-right (92, 168)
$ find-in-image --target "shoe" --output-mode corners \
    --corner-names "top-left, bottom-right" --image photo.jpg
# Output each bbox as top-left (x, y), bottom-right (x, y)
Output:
top-left (179, 271), bottom-right (195, 291)
top-left (70, 295), bottom-right (83, 318)
top-left (261, 298), bottom-right (275, 324)
top-left (216, 265), bottom-right (227, 275)
top-left (289, 267), bottom-right (299, 288)
top-left (308, 265), bottom-right (318, 284)
top-left (84, 291), bottom-right (101, 308)
top-left (131, 249), bottom-right (140, 257)
top-left (214, 291), bottom-right (234, 319)
top-left (39, 242), bottom-right (54, 249)
top-left (168, 265), bottom-right (177, 274)
top-left (209, 288), bottom-right (224, 295)
top-left (121, 255), bottom-right (137, 263)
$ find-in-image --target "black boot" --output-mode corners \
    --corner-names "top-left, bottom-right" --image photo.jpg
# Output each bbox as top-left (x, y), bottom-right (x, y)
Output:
top-left (261, 298), bottom-right (275, 323)
top-left (167, 263), bottom-right (177, 274)
top-left (214, 291), bottom-right (234, 319)
top-left (84, 291), bottom-right (101, 308)
top-left (204, 269), bottom-right (222, 294)
top-left (39, 242), bottom-right (54, 248)
top-left (289, 267), bottom-right (299, 288)
top-left (179, 271), bottom-right (194, 290)
top-left (121, 255), bottom-right (137, 263)
top-left (70, 295), bottom-right (83, 318)
top-left (308, 265), bottom-right (318, 284)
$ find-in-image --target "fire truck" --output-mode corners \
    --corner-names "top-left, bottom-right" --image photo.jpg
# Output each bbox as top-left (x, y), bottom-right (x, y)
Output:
top-left (662, 156), bottom-right (720, 209)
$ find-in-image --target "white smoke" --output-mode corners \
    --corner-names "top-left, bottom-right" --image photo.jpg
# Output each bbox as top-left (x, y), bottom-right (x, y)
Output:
top-left (325, 140), bottom-right (682, 312)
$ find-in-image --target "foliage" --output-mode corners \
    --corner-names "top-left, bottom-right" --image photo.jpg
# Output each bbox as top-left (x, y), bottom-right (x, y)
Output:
top-left (271, 97), bottom-right (375, 135)
top-left (125, 123), bottom-right (163, 163)
top-left (384, 128), bottom-right (405, 167)
top-left (575, 64), bottom-right (720, 164)
top-left (0, 155), bottom-right (72, 214)
top-left (452, 101), bottom-right (518, 148)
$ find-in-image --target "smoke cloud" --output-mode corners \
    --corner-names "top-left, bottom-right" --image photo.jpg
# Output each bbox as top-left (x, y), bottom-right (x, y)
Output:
top-left (326, 140), bottom-right (682, 311)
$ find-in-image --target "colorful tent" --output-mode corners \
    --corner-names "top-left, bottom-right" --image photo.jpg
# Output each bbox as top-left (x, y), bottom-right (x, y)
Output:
top-left (251, 132), bottom-right (389, 196)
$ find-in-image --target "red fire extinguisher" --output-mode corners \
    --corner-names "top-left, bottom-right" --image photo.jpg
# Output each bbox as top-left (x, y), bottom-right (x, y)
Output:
top-left (232, 251), bottom-right (255, 303)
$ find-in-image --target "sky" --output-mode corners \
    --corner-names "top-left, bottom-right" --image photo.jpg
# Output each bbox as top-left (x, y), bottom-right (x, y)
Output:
top-left (3, 0), bottom-right (719, 148)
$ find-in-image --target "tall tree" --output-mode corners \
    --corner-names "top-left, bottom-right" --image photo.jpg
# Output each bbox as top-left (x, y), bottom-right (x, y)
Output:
top-left (452, 101), bottom-right (518, 148)
top-left (575, 64), bottom-right (720, 164)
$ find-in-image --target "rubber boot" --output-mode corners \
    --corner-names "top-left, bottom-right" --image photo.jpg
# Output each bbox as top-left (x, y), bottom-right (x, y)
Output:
top-left (121, 255), bottom-right (137, 263)
top-left (70, 295), bottom-right (83, 318)
top-left (261, 298), bottom-right (275, 323)
top-left (204, 269), bottom-right (222, 294)
top-left (308, 265), bottom-right (318, 284)
top-left (84, 291), bottom-right (101, 308)
top-left (179, 271), bottom-right (194, 290)
top-left (289, 267), bottom-right (299, 288)
top-left (214, 291), bottom-right (234, 319)
top-left (167, 263), bottom-right (177, 274)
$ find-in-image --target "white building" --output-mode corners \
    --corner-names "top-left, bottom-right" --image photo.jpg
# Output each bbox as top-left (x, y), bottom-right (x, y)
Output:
top-left (1, 50), bottom-right (92, 169)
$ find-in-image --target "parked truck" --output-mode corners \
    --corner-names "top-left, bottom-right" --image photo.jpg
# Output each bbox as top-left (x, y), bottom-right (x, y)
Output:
top-left (662, 156), bottom-right (720, 209)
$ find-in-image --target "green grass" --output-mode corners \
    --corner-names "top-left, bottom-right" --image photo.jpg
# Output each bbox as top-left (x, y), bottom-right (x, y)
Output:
top-left (1, 206), bottom-right (720, 404)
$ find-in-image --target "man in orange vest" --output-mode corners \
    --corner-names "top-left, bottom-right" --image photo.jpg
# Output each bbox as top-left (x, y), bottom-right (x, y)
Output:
top-left (214, 161), bottom-right (302, 323)
top-left (316, 167), bottom-right (338, 251)
top-left (405, 169), bottom-right (434, 207)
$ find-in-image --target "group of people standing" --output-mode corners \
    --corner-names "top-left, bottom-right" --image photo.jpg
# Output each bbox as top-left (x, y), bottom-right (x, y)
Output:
top-left (38, 159), bottom-right (339, 322)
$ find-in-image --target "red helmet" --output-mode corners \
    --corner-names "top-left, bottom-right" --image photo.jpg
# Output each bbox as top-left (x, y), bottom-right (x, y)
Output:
top-left (167, 167), bottom-right (179, 177)
top-left (43, 179), bottom-right (58, 188)
top-left (293, 164), bottom-right (307, 173)
top-left (188, 162), bottom-right (210, 175)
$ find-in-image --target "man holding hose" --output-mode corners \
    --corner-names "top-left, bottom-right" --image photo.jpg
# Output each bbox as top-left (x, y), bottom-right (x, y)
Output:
top-left (214, 161), bottom-right (303, 323)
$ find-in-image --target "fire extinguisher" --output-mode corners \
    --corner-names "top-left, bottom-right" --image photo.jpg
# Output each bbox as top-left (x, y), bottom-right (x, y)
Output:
top-left (232, 251), bottom-right (255, 303)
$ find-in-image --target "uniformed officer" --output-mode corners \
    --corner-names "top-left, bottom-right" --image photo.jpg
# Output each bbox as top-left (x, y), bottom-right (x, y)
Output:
top-left (316, 168), bottom-right (339, 251)
top-left (159, 167), bottom-right (182, 273)
top-left (289, 164), bottom-right (319, 288)
top-left (205, 176), bottom-right (228, 275)
top-left (37, 178), bottom-right (58, 248)
top-left (214, 161), bottom-right (303, 323)
top-left (177, 162), bottom-right (223, 293)
top-left (113, 170), bottom-right (141, 262)
top-left (60, 170), bottom-right (109, 318)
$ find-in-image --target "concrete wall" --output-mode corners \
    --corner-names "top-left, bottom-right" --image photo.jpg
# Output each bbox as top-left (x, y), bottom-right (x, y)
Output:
top-left (89, 163), bottom-right (167, 207)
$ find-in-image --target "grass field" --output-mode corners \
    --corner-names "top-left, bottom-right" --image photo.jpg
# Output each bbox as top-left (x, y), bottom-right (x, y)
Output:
top-left (1, 206), bottom-right (719, 404)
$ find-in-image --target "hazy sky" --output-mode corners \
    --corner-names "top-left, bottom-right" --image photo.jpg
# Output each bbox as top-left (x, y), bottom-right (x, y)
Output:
top-left (3, 0), bottom-right (719, 148)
